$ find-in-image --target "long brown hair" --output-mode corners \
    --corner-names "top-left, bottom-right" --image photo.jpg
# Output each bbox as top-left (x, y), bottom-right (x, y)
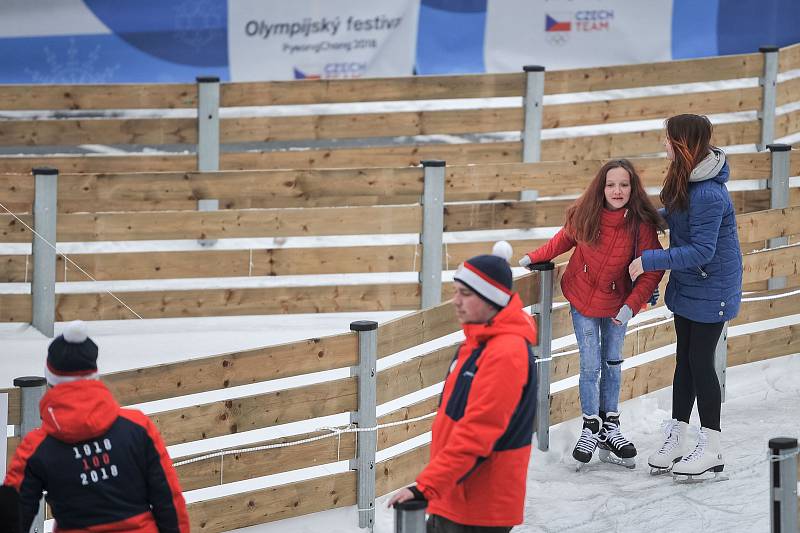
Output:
top-left (565, 159), bottom-right (665, 245)
top-left (661, 114), bottom-right (713, 212)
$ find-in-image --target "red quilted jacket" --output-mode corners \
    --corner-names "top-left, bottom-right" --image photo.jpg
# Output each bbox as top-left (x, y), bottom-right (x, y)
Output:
top-left (526, 208), bottom-right (664, 318)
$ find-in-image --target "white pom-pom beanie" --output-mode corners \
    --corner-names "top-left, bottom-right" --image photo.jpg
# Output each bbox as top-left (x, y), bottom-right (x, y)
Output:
top-left (46, 321), bottom-right (99, 386)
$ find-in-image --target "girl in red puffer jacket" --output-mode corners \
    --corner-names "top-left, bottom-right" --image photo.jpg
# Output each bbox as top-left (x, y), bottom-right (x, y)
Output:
top-left (520, 159), bottom-right (665, 469)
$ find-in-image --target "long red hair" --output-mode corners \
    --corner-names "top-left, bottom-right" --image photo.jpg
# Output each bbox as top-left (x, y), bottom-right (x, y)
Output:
top-left (565, 159), bottom-right (665, 245)
top-left (661, 114), bottom-right (713, 212)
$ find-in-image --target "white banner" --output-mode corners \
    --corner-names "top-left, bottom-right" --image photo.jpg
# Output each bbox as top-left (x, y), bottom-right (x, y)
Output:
top-left (229, 0), bottom-right (420, 81)
top-left (484, 0), bottom-right (673, 72)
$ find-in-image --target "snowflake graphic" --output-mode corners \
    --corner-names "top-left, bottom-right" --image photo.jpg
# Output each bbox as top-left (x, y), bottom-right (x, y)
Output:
top-left (25, 38), bottom-right (119, 84)
top-left (174, 0), bottom-right (222, 49)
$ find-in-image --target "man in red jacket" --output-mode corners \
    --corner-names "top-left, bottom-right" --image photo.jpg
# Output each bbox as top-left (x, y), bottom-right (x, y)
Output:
top-left (389, 251), bottom-right (538, 532)
top-left (3, 321), bottom-right (190, 533)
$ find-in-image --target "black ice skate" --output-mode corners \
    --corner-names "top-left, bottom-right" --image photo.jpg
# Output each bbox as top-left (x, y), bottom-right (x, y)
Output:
top-left (572, 415), bottom-right (602, 470)
top-left (597, 411), bottom-right (636, 469)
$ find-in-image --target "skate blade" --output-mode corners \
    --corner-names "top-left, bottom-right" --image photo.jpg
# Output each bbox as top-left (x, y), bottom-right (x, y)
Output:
top-left (672, 466), bottom-right (727, 484)
top-left (648, 457), bottom-right (682, 476)
top-left (598, 449), bottom-right (635, 469)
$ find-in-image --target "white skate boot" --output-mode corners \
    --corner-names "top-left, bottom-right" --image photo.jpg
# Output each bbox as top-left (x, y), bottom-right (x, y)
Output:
top-left (672, 427), bottom-right (726, 483)
top-left (647, 419), bottom-right (689, 475)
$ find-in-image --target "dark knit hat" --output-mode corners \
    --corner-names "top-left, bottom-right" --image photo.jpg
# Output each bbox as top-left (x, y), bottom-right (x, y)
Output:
top-left (453, 242), bottom-right (514, 308)
top-left (46, 321), bottom-right (99, 386)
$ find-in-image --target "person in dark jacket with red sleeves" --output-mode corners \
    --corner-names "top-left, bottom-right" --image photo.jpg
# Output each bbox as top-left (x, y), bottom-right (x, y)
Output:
top-left (389, 245), bottom-right (538, 532)
top-left (520, 159), bottom-right (665, 469)
top-left (3, 321), bottom-right (190, 533)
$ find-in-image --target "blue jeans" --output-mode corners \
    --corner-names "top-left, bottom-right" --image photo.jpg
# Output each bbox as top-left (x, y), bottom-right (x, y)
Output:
top-left (570, 306), bottom-right (627, 417)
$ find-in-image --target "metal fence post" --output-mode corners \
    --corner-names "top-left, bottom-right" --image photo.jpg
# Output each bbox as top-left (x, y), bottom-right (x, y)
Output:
top-left (769, 437), bottom-right (798, 533)
top-left (767, 144), bottom-right (791, 290)
top-left (350, 320), bottom-right (378, 531)
top-left (529, 262), bottom-right (554, 451)
top-left (394, 499), bottom-right (427, 533)
top-left (197, 76), bottom-right (220, 247)
top-left (419, 160), bottom-right (445, 309)
top-left (521, 65), bottom-right (545, 202)
top-left (714, 323), bottom-right (728, 403)
top-left (31, 167), bottom-right (58, 338)
top-left (15, 376), bottom-right (47, 533)
top-left (759, 46), bottom-right (779, 151)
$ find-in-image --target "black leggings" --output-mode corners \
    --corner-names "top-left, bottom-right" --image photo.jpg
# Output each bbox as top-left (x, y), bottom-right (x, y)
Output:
top-left (672, 314), bottom-right (725, 432)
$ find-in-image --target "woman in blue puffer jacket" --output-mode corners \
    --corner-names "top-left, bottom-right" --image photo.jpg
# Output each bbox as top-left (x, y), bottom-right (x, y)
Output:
top-left (628, 114), bottom-right (742, 480)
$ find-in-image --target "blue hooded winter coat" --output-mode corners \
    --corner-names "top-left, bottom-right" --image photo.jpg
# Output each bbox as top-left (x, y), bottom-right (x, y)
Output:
top-left (641, 149), bottom-right (742, 323)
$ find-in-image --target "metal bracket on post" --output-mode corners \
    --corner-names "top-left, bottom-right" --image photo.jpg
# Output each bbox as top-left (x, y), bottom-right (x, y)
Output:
top-left (350, 320), bottom-right (378, 531)
top-left (31, 167), bottom-right (58, 338)
top-left (419, 160), bottom-right (445, 309)
top-left (15, 376), bottom-right (47, 533)
top-left (197, 76), bottom-right (220, 247)
top-left (529, 262), bottom-right (554, 451)
top-left (714, 323), bottom-right (728, 403)
top-left (521, 65), bottom-right (545, 201)
top-left (767, 144), bottom-right (791, 290)
top-left (769, 437), bottom-right (798, 533)
top-left (759, 46), bottom-right (779, 151)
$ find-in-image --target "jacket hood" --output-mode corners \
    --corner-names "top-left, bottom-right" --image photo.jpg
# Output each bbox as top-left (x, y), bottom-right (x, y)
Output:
top-left (462, 293), bottom-right (537, 345)
top-left (690, 147), bottom-right (727, 183)
top-left (40, 380), bottom-right (120, 443)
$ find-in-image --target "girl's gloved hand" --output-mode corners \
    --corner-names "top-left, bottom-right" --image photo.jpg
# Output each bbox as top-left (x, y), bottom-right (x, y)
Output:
top-left (612, 304), bottom-right (633, 325)
top-left (518, 255), bottom-right (532, 268)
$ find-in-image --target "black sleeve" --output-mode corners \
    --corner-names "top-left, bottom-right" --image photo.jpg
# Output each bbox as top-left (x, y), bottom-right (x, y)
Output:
top-left (0, 485), bottom-right (22, 533)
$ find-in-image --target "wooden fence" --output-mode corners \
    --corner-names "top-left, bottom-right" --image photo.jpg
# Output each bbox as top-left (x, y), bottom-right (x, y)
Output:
top-left (3, 206), bottom-right (799, 532)
top-left (0, 42), bottom-right (797, 173)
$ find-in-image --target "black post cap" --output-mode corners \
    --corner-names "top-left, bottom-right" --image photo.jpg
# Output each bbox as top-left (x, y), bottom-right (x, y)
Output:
top-left (529, 261), bottom-right (555, 271)
top-left (394, 498), bottom-right (428, 511)
top-left (767, 144), bottom-right (792, 152)
top-left (769, 437), bottom-right (798, 451)
top-left (421, 160), bottom-right (446, 168)
top-left (350, 320), bottom-right (378, 332)
top-left (13, 376), bottom-right (47, 388)
top-left (196, 76), bottom-right (221, 83)
top-left (523, 65), bottom-right (546, 72)
top-left (31, 167), bottom-right (58, 176)
top-left (759, 45), bottom-right (779, 53)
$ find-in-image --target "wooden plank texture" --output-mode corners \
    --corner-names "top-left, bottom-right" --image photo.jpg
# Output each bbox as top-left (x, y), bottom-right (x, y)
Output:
top-left (220, 73), bottom-right (524, 106)
top-left (376, 443), bottom-right (430, 496)
top-left (188, 471), bottom-right (355, 533)
top-left (0, 118), bottom-right (197, 147)
top-left (377, 299), bottom-right (459, 359)
top-left (543, 87), bottom-right (761, 129)
top-left (0, 84), bottom-right (196, 111)
top-left (377, 344), bottom-right (455, 404)
top-left (777, 76), bottom-right (800, 106)
top-left (0, 294), bottom-right (31, 322)
top-left (776, 109), bottom-right (800, 139)
top-left (779, 42), bottom-right (800, 73)
top-left (104, 333), bottom-right (356, 405)
top-left (151, 377), bottom-right (356, 446)
top-left (377, 396), bottom-right (438, 451)
top-left (1, 388), bottom-right (21, 426)
top-left (544, 53), bottom-right (762, 95)
top-left (221, 108), bottom-right (522, 144)
top-left (736, 206), bottom-right (800, 243)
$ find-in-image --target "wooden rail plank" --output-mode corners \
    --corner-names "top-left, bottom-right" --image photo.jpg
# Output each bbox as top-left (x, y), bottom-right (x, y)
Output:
top-left (543, 87), bottom-right (761, 129)
top-left (377, 299), bottom-right (459, 359)
top-left (6, 437), bottom-right (20, 468)
top-left (377, 344), bottom-right (455, 404)
top-left (377, 396), bottom-right (438, 452)
top-left (376, 443), bottom-right (430, 497)
top-left (1, 388), bottom-right (21, 426)
top-left (152, 377), bottom-right (356, 446)
top-left (777, 77), bottom-right (800, 106)
top-left (776, 109), bottom-right (800, 139)
top-left (0, 118), bottom-right (197, 147)
top-left (220, 73), bottom-right (525, 107)
top-left (779, 42), bottom-right (800, 73)
top-left (742, 244), bottom-right (800, 284)
top-left (0, 84), bottom-right (197, 111)
top-left (737, 206), bottom-right (800, 243)
top-left (50, 284), bottom-right (421, 321)
top-left (728, 324), bottom-right (800, 367)
top-left (104, 333), bottom-right (357, 406)
top-left (0, 294), bottom-right (31, 322)
top-left (188, 471), bottom-right (356, 533)
top-left (0, 154), bottom-right (198, 174)
top-left (221, 108), bottom-right (522, 144)
top-left (544, 53), bottom-right (763, 95)
top-left (175, 431), bottom-right (356, 492)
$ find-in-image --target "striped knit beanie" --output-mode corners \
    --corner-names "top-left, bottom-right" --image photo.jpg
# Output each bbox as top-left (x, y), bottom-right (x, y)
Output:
top-left (46, 321), bottom-right (99, 386)
top-left (453, 242), bottom-right (514, 309)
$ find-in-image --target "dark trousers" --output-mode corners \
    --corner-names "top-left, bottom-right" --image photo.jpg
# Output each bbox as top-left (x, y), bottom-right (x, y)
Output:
top-left (672, 314), bottom-right (725, 431)
top-left (427, 514), bottom-right (512, 533)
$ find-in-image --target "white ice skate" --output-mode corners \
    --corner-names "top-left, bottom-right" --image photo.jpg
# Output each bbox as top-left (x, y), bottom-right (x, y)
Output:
top-left (647, 419), bottom-right (688, 475)
top-left (672, 427), bottom-right (728, 483)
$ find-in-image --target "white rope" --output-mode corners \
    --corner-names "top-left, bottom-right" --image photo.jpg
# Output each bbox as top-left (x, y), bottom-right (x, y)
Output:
top-left (742, 287), bottom-right (800, 302)
top-left (172, 412), bottom-right (437, 468)
top-left (0, 201), bottom-right (144, 320)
